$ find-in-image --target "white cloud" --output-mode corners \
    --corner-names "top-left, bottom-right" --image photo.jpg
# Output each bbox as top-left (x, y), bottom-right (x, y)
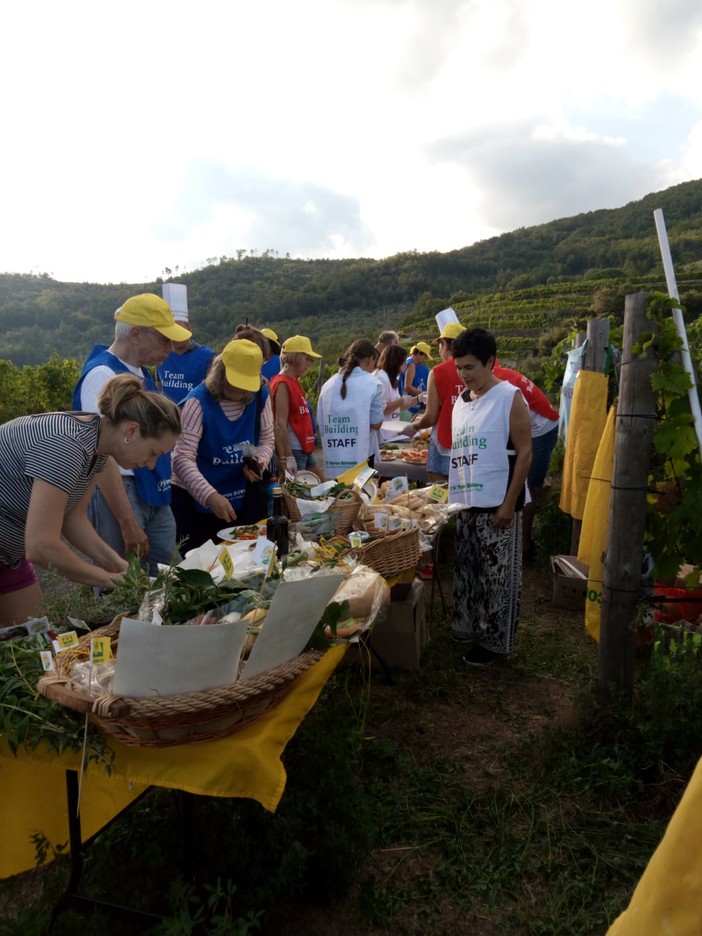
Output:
top-left (0, 0), bottom-right (700, 282)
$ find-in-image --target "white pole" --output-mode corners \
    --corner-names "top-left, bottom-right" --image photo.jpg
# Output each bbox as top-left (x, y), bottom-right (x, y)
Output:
top-left (653, 208), bottom-right (702, 457)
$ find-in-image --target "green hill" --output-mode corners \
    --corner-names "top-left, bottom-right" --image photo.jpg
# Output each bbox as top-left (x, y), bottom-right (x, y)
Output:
top-left (1, 178), bottom-right (701, 368)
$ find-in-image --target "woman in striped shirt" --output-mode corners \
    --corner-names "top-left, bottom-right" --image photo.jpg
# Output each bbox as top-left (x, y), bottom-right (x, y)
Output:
top-left (0, 374), bottom-right (181, 628)
top-left (171, 339), bottom-right (275, 550)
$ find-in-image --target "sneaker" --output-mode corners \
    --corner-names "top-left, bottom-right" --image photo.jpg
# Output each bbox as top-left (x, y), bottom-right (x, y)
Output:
top-left (462, 646), bottom-right (508, 667)
top-left (450, 632), bottom-right (473, 644)
top-left (418, 562), bottom-right (435, 580)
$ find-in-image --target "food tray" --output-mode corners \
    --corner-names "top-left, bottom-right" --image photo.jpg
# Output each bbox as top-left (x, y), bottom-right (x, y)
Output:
top-left (37, 618), bottom-right (323, 748)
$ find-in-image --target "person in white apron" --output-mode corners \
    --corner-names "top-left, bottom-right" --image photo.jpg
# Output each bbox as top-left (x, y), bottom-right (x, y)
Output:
top-left (449, 328), bottom-right (532, 666)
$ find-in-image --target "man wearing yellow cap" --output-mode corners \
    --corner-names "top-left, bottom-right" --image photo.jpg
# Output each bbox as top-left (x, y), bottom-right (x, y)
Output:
top-left (73, 293), bottom-right (191, 572)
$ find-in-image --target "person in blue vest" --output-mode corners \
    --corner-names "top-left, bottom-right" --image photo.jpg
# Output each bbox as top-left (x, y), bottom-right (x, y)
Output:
top-left (156, 283), bottom-right (215, 403)
top-left (260, 328), bottom-right (281, 383)
top-left (401, 341), bottom-right (432, 414)
top-left (73, 293), bottom-right (191, 573)
top-left (171, 339), bottom-right (275, 550)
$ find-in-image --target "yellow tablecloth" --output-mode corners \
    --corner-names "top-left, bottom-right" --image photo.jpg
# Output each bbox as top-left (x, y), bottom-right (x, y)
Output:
top-left (0, 645), bottom-right (346, 879)
top-left (607, 755), bottom-right (702, 935)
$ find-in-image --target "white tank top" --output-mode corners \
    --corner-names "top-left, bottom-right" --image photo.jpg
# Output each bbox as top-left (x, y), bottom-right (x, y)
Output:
top-left (449, 380), bottom-right (519, 508)
top-left (317, 370), bottom-right (376, 478)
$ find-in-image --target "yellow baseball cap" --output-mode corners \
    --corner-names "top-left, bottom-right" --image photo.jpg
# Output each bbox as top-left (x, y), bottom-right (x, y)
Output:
top-left (221, 339), bottom-right (263, 392)
top-left (433, 323), bottom-right (466, 343)
top-left (281, 335), bottom-right (321, 358)
top-left (411, 341), bottom-right (433, 360)
top-left (260, 328), bottom-right (279, 342)
top-left (115, 294), bottom-right (191, 342)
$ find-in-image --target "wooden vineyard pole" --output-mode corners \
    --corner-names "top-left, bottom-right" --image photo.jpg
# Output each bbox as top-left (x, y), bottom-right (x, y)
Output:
top-left (597, 293), bottom-right (657, 705)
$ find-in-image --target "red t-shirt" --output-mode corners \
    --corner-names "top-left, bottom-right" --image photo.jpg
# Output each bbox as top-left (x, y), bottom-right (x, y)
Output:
top-left (434, 359), bottom-right (466, 449)
top-left (493, 364), bottom-right (559, 422)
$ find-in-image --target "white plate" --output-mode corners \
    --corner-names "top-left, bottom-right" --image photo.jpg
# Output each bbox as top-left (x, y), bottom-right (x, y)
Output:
top-left (296, 470), bottom-right (321, 485)
top-left (217, 523), bottom-right (265, 541)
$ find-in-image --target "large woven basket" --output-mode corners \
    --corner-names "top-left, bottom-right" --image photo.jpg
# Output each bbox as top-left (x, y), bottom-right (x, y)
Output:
top-left (37, 618), bottom-right (323, 748)
top-left (355, 527), bottom-right (421, 579)
top-left (283, 487), bottom-right (362, 536)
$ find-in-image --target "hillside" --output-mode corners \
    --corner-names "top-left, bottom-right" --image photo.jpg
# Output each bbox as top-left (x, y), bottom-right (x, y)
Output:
top-left (1, 179), bottom-right (701, 368)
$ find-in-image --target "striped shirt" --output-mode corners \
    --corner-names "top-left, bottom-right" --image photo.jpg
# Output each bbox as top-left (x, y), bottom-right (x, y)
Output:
top-left (0, 412), bottom-right (106, 567)
top-left (172, 396), bottom-right (275, 506)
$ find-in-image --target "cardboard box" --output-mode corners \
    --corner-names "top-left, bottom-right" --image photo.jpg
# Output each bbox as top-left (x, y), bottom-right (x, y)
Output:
top-left (347, 578), bottom-right (427, 670)
top-left (551, 555), bottom-right (589, 611)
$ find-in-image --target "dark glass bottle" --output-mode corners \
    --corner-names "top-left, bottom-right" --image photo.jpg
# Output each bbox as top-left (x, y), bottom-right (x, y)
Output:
top-left (266, 486), bottom-right (289, 557)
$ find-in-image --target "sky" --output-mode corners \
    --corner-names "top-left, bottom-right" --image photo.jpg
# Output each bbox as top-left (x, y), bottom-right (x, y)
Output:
top-left (1, 0), bottom-right (701, 285)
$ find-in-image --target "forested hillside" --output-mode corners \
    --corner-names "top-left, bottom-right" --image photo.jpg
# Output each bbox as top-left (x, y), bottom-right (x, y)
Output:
top-left (1, 179), bottom-right (701, 368)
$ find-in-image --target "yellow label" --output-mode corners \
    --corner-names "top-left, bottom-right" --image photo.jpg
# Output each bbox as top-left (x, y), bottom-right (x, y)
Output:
top-left (429, 484), bottom-right (449, 503)
top-left (90, 636), bottom-right (113, 663)
top-left (55, 631), bottom-right (79, 651)
top-left (218, 546), bottom-right (235, 580)
top-left (336, 461), bottom-right (369, 485)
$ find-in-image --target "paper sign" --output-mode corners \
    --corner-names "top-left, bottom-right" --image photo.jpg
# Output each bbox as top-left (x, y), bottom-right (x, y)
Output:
top-left (336, 461), bottom-right (370, 485)
top-left (53, 632), bottom-right (79, 653)
top-left (385, 476), bottom-right (409, 500)
top-left (374, 513), bottom-right (390, 531)
top-left (40, 651), bottom-right (55, 672)
top-left (351, 465), bottom-right (377, 491)
top-left (241, 575), bottom-right (345, 680)
top-left (388, 515), bottom-right (404, 532)
top-left (251, 536), bottom-right (276, 572)
top-left (90, 637), bottom-right (113, 663)
top-left (112, 618), bottom-right (249, 697)
top-left (349, 532), bottom-right (363, 548)
top-left (428, 484), bottom-right (449, 503)
top-left (218, 546), bottom-right (235, 579)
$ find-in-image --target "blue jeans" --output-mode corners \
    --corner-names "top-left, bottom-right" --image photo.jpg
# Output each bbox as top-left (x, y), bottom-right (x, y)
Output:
top-left (88, 478), bottom-right (180, 575)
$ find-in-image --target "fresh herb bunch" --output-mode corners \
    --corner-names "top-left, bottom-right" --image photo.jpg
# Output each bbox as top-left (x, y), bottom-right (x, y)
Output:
top-left (0, 632), bottom-right (111, 765)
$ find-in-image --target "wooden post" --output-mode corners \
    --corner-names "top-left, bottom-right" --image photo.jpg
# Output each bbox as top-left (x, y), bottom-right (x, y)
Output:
top-left (570, 318), bottom-right (611, 554)
top-left (597, 293), bottom-right (657, 706)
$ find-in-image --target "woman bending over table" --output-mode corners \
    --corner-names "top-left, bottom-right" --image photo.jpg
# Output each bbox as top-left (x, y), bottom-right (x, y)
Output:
top-left (0, 374), bottom-right (181, 627)
top-left (449, 328), bottom-right (532, 667)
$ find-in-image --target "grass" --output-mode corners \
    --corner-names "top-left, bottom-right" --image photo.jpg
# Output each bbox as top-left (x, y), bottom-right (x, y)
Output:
top-left (2, 521), bottom-right (702, 935)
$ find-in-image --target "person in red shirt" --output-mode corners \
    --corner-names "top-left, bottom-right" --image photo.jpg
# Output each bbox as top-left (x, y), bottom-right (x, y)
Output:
top-left (411, 323), bottom-right (466, 481)
top-left (270, 335), bottom-right (322, 479)
top-left (493, 362), bottom-right (559, 560)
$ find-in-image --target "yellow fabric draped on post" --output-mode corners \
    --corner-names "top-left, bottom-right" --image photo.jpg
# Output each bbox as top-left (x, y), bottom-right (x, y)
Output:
top-left (578, 404), bottom-right (617, 642)
top-left (559, 369), bottom-right (609, 520)
top-left (607, 755), bottom-right (702, 936)
top-left (0, 645), bottom-right (346, 879)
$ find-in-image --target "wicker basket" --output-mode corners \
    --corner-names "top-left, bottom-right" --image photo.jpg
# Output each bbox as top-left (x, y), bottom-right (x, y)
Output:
top-left (355, 526), bottom-right (422, 579)
top-left (283, 487), bottom-right (362, 536)
top-left (37, 618), bottom-right (323, 748)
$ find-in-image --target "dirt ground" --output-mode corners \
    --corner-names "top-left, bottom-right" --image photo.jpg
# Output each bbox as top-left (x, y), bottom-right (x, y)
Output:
top-left (263, 557), bottom-right (596, 936)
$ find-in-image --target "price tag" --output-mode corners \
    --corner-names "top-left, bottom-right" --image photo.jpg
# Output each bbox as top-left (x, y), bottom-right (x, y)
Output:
top-left (39, 651), bottom-right (55, 672)
top-left (428, 484), bottom-right (449, 503)
top-left (349, 532), bottom-right (363, 549)
top-left (352, 465), bottom-right (377, 491)
top-left (90, 636), bottom-right (114, 663)
top-left (218, 545), bottom-right (235, 580)
top-left (385, 476), bottom-right (409, 500)
top-left (251, 536), bottom-right (276, 572)
top-left (336, 461), bottom-right (370, 486)
top-left (52, 631), bottom-right (79, 653)
top-left (388, 515), bottom-right (404, 532)
top-left (374, 513), bottom-right (389, 531)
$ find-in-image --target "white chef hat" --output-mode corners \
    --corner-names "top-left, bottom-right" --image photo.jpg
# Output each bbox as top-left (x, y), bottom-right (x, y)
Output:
top-left (162, 283), bottom-right (189, 323)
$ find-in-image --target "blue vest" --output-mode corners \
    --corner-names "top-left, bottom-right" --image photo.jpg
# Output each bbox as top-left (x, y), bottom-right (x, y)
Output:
top-left (73, 348), bottom-right (172, 507)
top-left (409, 361), bottom-right (429, 414)
top-left (184, 383), bottom-right (269, 514)
top-left (261, 354), bottom-right (281, 382)
top-left (157, 344), bottom-right (215, 404)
